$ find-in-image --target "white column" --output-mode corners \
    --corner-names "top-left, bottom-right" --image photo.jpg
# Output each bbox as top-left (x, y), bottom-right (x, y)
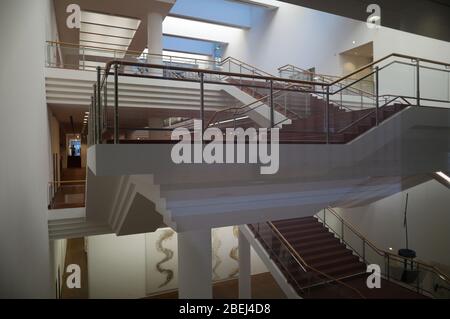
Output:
top-left (178, 229), bottom-right (213, 299)
top-left (238, 227), bottom-right (251, 299)
top-left (147, 11), bottom-right (163, 75)
top-left (0, 0), bottom-right (51, 298)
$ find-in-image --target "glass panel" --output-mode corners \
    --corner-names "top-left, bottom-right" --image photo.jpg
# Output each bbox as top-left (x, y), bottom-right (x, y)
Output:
top-left (379, 60), bottom-right (416, 99)
top-left (343, 223), bottom-right (363, 260)
top-left (420, 62), bottom-right (450, 105)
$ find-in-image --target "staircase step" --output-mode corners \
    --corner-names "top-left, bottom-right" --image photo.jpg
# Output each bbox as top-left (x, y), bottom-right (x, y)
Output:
top-left (317, 262), bottom-right (366, 278)
top-left (273, 216), bottom-right (317, 227)
top-left (286, 232), bottom-right (335, 245)
top-left (309, 254), bottom-right (360, 270)
top-left (293, 235), bottom-right (340, 247)
top-left (304, 249), bottom-right (353, 264)
top-left (298, 242), bottom-right (347, 257)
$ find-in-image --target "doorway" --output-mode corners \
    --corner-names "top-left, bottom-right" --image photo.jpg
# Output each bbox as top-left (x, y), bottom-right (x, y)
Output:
top-left (67, 136), bottom-right (81, 168)
top-left (339, 42), bottom-right (374, 92)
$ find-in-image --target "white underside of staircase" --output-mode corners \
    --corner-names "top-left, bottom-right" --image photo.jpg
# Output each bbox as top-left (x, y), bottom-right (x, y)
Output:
top-left (239, 225), bottom-right (300, 299)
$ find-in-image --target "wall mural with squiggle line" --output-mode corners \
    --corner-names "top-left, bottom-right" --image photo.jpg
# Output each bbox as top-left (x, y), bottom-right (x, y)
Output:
top-left (212, 229), bottom-right (223, 281)
top-left (155, 229), bottom-right (175, 288)
top-left (144, 226), bottom-right (265, 296)
top-left (228, 226), bottom-right (240, 278)
top-left (145, 228), bottom-right (178, 294)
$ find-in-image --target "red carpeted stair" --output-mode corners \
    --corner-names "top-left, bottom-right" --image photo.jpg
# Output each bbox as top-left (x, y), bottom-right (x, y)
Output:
top-left (272, 216), bottom-right (366, 279)
top-left (249, 216), bottom-right (428, 298)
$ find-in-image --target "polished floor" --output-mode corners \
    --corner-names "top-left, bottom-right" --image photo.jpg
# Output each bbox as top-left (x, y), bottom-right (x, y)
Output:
top-left (50, 168), bottom-right (86, 209)
top-left (147, 272), bottom-right (287, 299)
top-left (61, 238), bottom-right (89, 299)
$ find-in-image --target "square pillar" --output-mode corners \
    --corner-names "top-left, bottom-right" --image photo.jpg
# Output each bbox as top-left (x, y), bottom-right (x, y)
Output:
top-left (238, 227), bottom-right (251, 299)
top-left (177, 229), bottom-right (212, 299)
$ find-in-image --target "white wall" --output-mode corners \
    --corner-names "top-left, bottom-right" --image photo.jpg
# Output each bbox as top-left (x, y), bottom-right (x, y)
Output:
top-left (0, 0), bottom-right (53, 298)
top-left (87, 233), bottom-right (147, 299)
top-left (334, 180), bottom-right (450, 267)
top-left (224, 1), bottom-right (450, 104)
top-left (87, 226), bottom-right (267, 299)
top-left (49, 239), bottom-right (67, 298)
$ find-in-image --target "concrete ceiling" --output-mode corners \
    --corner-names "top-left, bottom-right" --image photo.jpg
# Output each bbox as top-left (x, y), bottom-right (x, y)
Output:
top-left (53, 0), bottom-right (176, 53)
top-left (49, 103), bottom-right (214, 134)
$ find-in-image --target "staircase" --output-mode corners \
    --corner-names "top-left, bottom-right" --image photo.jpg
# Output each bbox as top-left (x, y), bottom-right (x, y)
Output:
top-left (247, 215), bottom-right (430, 298)
top-left (248, 216), bottom-right (365, 298)
top-left (209, 77), bottom-right (408, 144)
top-left (270, 216), bottom-right (366, 279)
top-left (278, 96), bottom-right (407, 143)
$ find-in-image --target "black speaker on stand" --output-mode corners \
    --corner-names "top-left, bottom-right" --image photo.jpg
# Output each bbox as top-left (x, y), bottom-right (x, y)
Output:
top-left (398, 193), bottom-right (418, 283)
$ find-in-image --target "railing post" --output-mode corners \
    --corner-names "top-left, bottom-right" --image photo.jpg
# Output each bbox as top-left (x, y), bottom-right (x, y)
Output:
top-left (326, 86), bottom-right (330, 144)
top-left (82, 47), bottom-right (86, 71)
top-left (92, 85), bottom-right (97, 144)
top-left (416, 263), bottom-right (420, 293)
top-left (270, 80), bottom-right (274, 128)
top-left (46, 42), bottom-right (51, 67)
top-left (104, 77), bottom-right (108, 133)
top-left (360, 92), bottom-right (363, 110)
top-left (375, 66), bottom-right (379, 125)
top-left (114, 63), bottom-right (119, 144)
top-left (387, 253), bottom-right (390, 281)
top-left (96, 67), bottom-right (102, 144)
top-left (363, 239), bottom-right (366, 263)
top-left (88, 99), bottom-right (91, 145)
top-left (200, 72), bottom-right (205, 135)
top-left (239, 64), bottom-right (242, 85)
top-left (416, 58), bottom-right (421, 106)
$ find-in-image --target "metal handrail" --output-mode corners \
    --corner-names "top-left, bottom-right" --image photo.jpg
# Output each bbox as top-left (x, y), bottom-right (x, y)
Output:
top-left (89, 52), bottom-right (450, 145)
top-left (103, 60), bottom-right (329, 86)
top-left (336, 95), bottom-right (412, 134)
top-left (329, 53), bottom-right (450, 87)
top-left (278, 64), bottom-right (376, 99)
top-left (323, 207), bottom-right (450, 284)
top-left (263, 221), bottom-right (366, 298)
top-left (205, 83), bottom-right (304, 128)
top-left (279, 64), bottom-right (374, 85)
top-left (47, 41), bottom-right (218, 64)
top-left (222, 56), bottom-right (275, 78)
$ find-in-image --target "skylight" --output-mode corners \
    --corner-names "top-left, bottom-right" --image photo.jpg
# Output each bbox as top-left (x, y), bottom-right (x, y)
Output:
top-left (163, 16), bottom-right (243, 43)
top-left (79, 11), bottom-right (141, 60)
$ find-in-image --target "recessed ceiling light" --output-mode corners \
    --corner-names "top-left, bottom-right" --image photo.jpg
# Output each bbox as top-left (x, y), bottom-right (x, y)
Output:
top-left (389, 247), bottom-right (393, 251)
top-left (352, 41), bottom-right (356, 44)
